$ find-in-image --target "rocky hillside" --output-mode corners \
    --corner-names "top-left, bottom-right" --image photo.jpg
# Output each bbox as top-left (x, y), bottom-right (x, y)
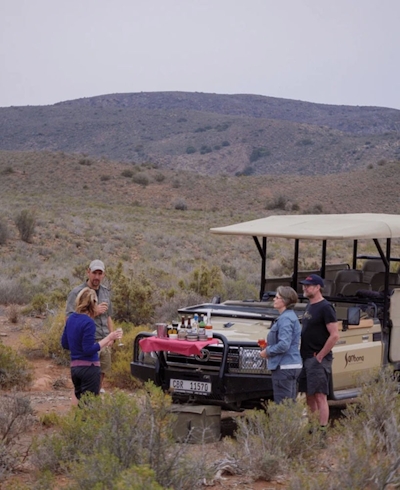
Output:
top-left (1, 92), bottom-right (399, 176)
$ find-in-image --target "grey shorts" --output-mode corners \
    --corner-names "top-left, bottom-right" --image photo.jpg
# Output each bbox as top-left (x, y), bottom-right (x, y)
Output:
top-left (99, 347), bottom-right (112, 375)
top-left (298, 356), bottom-right (332, 396)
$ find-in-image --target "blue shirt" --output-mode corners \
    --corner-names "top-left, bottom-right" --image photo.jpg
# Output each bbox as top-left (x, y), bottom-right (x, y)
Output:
top-left (266, 309), bottom-right (302, 371)
top-left (61, 312), bottom-right (101, 362)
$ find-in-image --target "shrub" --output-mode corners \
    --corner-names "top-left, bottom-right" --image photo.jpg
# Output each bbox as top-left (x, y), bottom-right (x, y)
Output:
top-left (187, 265), bottom-right (223, 297)
top-left (0, 394), bottom-right (34, 480)
top-left (296, 138), bottom-right (314, 146)
top-left (0, 344), bottom-right (33, 389)
top-left (132, 173), bottom-right (149, 186)
top-left (266, 194), bottom-right (289, 210)
top-left (200, 145), bottom-right (212, 154)
top-left (292, 367), bottom-right (400, 489)
top-left (221, 140), bottom-right (230, 147)
top-left (20, 309), bottom-right (70, 365)
top-left (100, 175), bottom-right (110, 181)
top-left (154, 172), bottom-right (165, 182)
top-left (173, 199), bottom-right (187, 211)
top-left (107, 262), bottom-right (156, 325)
top-left (79, 158), bottom-right (92, 166)
top-left (221, 399), bottom-right (317, 482)
top-left (121, 169), bottom-right (134, 178)
top-left (108, 324), bottom-right (147, 390)
top-left (0, 278), bottom-right (30, 305)
top-left (30, 293), bottom-right (47, 314)
top-left (14, 209), bottom-right (36, 243)
top-left (1, 166), bottom-right (14, 175)
top-left (32, 386), bottom-right (213, 489)
top-left (250, 147), bottom-right (271, 163)
top-left (186, 146), bottom-right (196, 154)
top-left (0, 219), bottom-right (9, 245)
top-left (7, 304), bottom-right (19, 324)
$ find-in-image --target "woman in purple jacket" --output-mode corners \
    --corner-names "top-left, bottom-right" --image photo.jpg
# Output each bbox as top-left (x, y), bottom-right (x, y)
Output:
top-left (61, 287), bottom-right (121, 400)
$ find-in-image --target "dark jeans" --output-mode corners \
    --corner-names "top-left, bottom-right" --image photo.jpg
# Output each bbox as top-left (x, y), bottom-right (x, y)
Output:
top-left (71, 365), bottom-right (101, 400)
top-left (271, 367), bottom-right (302, 404)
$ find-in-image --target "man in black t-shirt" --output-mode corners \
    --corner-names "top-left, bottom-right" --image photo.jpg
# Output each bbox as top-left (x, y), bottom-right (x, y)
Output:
top-left (298, 274), bottom-right (339, 428)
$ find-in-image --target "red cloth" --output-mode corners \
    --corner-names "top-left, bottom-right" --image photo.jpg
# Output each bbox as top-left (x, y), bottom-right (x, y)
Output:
top-left (139, 337), bottom-right (219, 356)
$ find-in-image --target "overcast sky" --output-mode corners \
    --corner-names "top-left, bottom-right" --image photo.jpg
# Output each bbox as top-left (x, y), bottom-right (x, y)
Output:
top-left (1, 0), bottom-right (399, 109)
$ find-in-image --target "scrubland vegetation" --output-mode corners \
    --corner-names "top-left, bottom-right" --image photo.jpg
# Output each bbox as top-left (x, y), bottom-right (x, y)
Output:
top-left (1, 149), bottom-right (400, 487)
top-left (1, 364), bottom-right (400, 488)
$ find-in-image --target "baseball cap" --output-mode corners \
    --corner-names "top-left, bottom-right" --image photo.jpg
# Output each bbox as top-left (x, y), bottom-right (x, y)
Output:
top-left (299, 274), bottom-right (324, 287)
top-left (89, 260), bottom-right (105, 272)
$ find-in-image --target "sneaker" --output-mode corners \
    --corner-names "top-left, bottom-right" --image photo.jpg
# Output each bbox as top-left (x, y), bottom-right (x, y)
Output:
top-left (99, 388), bottom-right (106, 394)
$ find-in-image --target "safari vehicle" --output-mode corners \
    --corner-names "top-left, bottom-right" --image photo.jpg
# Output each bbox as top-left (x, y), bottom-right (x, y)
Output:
top-left (131, 213), bottom-right (400, 410)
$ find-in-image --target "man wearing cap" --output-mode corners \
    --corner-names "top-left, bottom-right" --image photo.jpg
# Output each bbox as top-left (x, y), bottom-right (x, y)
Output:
top-left (298, 274), bottom-right (339, 429)
top-left (66, 260), bottom-right (115, 394)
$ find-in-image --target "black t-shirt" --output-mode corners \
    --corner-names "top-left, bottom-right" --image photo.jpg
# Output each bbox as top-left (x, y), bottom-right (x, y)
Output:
top-left (300, 299), bottom-right (337, 360)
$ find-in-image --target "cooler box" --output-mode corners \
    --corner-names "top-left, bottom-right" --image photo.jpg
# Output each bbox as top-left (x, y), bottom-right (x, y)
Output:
top-left (170, 404), bottom-right (221, 443)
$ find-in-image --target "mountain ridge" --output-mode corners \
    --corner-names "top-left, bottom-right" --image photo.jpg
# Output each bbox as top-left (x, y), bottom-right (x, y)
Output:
top-left (1, 91), bottom-right (399, 176)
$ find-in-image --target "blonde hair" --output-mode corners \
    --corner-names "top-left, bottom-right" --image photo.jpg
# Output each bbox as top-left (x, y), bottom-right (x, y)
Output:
top-left (276, 286), bottom-right (298, 309)
top-left (75, 287), bottom-right (97, 317)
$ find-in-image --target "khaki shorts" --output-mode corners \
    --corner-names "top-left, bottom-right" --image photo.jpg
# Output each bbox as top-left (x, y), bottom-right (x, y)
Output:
top-left (99, 347), bottom-right (112, 375)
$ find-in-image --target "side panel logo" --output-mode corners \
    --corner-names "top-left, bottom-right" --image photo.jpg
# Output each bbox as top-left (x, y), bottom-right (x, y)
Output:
top-left (344, 352), bottom-right (365, 368)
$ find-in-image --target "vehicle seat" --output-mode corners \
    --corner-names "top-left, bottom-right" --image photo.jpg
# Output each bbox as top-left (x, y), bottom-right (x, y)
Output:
top-left (370, 272), bottom-right (400, 291)
top-left (333, 269), bottom-right (363, 296)
top-left (340, 282), bottom-right (371, 296)
top-left (322, 279), bottom-right (335, 296)
top-left (362, 259), bottom-right (385, 283)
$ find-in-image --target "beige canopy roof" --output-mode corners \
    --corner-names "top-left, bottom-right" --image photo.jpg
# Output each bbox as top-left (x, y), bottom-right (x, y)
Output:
top-left (210, 214), bottom-right (400, 240)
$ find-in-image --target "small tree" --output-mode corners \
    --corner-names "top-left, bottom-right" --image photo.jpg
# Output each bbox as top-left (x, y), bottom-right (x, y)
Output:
top-left (107, 262), bottom-right (156, 325)
top-left (14, 209), bottom-right (36, 243)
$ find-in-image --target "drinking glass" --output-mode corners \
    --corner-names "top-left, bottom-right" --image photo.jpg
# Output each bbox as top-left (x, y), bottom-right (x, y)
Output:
top-left (116, 328), bottom-right (124, 347)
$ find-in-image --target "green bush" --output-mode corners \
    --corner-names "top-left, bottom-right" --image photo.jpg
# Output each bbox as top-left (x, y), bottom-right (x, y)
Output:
top-left (186, 265), bottom-right (223, 297)
top-left (108, 324), bottom-right (148, 390)
top-left (14, 209), bottom-right (36, 243)
top-left (186, 146), bottom-right (196, 154)
top-left (107, 262), bottom-right (156, 325)
top-left (0, 344), bottom-right (33, 389)
top-left (290, 367), bottom-right (400, 489)
top-left (32, 386), bottom-right (212, 489)
top-left (221, 399), bottom-right (318, 482)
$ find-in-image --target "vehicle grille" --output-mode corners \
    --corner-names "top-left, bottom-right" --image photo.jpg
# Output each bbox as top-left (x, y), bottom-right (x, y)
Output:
top-left (165, 345), bottom-right (268, 375)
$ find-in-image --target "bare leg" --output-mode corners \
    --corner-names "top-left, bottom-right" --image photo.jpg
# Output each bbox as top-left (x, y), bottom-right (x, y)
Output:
top-left (314, 392), bottom-right (329, 426)
top-left (71, 389), bottom-right (79, 406)
top-left (306, 394), bottom-right (318, 413)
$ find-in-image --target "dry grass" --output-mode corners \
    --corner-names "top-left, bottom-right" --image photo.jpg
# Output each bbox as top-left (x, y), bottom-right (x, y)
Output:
top-left (0, 150), bottom-right (400, 311)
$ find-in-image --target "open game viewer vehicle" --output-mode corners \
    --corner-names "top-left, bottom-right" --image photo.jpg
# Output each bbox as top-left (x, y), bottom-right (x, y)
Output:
top-left (131, 213), bottom-right (400, 410)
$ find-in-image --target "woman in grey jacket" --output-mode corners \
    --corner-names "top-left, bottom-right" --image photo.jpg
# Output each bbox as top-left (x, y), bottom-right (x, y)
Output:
top-left (260, 286), bottom-right (302, 403)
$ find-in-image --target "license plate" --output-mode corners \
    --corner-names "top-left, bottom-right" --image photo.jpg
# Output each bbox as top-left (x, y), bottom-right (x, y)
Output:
top-left (170, 379), bottom-right (211, 394)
